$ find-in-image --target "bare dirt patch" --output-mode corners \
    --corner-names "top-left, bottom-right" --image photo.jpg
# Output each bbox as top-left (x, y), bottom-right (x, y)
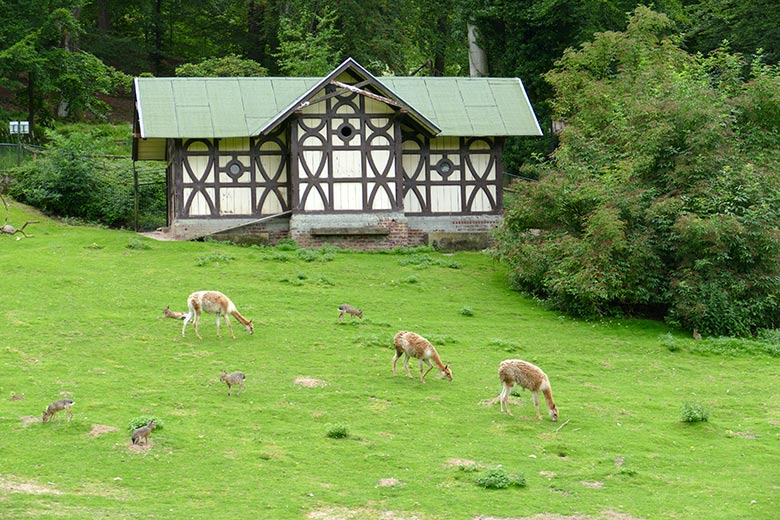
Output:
top-left (376, 478), bottom-right (403, 487)
top-left (10, 393), bottom-right (24, 401)
top-left (295, 377), bottom-right (327, 388)
top-left (20, 415), bottom-right (40, 427)
top-left (473, 511), bottom-right (644, 520)
top-left (89, 424), bottom-right (119, 437)
top-left (0, 475), bottom-right (62, 495)
top-left (308, 507), bottom-right (423, 520)
top-left (445, 458), bottom-right (478, 468)
top-left (127, 440), bottom-right (154, 452)
top-left (580, 480), bottom-right (604, 489)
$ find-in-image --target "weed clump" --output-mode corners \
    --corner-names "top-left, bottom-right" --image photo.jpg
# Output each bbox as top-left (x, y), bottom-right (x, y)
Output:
top-left (126, 238), bottom-right (152, 250)
top-left (128, 416), bottom-right (163, 432)
top-left (474, 467), bottom-right (526, 489)
top-left (196, 251), bottom-right (234, 266)
top-left (459, 306), bottom-right (474, 317)
top-left (681, 402), bottom-right (709, 423)
top-left (325, 424), bottom-right (349, 439)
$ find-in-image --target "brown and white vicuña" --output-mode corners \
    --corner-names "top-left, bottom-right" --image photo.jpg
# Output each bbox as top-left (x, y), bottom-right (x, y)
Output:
top-left (497, 359), bottom-right (558, 421)
top-left (338, 304), bottom-right (362, 321)
top-left (131, 420), bottom-right (156, 445)
top-left (42, 398), bottom-right (75, 423)
top-left (393, 331), bottom-right (453, 383)
top-left (182, 290), bottom-right (254, 339)
top-left (220, 370), bottom-right (246, 396)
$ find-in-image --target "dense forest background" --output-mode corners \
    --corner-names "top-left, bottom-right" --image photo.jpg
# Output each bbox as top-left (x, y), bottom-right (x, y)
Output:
top-left (2, 0), bottom-right (779, 138)
top-left (2, 1), bottom-right (780, 337)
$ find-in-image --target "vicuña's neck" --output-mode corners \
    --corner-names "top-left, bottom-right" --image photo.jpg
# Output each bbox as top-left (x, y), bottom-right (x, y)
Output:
top-left (231, 309), bottom-right (250, 326)
top-left (432, 351), bottom-right (446, 370)
top-left (542, 387), bottom-right (555, 409)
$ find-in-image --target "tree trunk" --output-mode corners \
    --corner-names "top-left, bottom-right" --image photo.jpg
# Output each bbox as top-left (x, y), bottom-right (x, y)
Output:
top-left (467, 23), bottom-right (488, 77)
top-left (432, 15), bottom-right (447, 76)
top-left (97, 0), bottom-right (111, 32)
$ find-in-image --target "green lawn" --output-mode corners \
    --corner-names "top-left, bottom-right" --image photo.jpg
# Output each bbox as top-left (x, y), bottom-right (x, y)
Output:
top-left (1, 202), bottom-right (778, 519)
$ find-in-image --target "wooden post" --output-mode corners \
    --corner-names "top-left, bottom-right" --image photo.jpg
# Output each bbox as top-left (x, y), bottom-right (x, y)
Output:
top-left (133, 161), bottom-right (139, 231)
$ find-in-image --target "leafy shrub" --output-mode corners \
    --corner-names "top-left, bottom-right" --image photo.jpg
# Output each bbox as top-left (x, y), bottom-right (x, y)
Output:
top-left (494, 7), bottom-right (780, 336)
top-left (196, 252), bottom-right (234, 267)
top-left (274, 238), bottom-right (299, 251)
top-left (126, 238), bottom-right (151, 250)
top-left (459, 306), bottom-right (474, 317)
top-left (9, 124), bottom-right (166, 230)
top-left (325, 424), bottom-right (348, 439)
top-left (128, 416), bottom-right (163, 432)
top-left (475, 468), bottom-right (526, 489)
top-left (681, 402), bottom-right (709, 423)
top-left (297, 248), bottom-right (319, 262)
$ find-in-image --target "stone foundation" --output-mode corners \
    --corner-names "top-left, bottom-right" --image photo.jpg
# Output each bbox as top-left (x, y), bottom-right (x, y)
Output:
top-left (170, 212), bottom-right (500, 250)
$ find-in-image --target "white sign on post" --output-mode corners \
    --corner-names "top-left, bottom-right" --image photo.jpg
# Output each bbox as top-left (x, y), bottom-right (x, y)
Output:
top-left (9, 121), bottom-right (30, 134)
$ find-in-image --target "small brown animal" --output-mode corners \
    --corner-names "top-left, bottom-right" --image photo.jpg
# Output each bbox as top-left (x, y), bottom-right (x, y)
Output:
top-left (182, 290), bottom-right (254, 339)
top-left (393, 331), bottom-right (453, 383)
top-left (693, 329), bottom-right (702, 340)
top-left (131, 420), bottom-right (156, 445)
top-left (220, 370), bottom-right (246, 396)
top-left (497, 359), bottom-right (558, 421)
top-left (163, 305), bottom-right (187, 320)
top-left (42, 398), bottom-right (75, 422)
top-left (338, 304), bottom-right (363, 321)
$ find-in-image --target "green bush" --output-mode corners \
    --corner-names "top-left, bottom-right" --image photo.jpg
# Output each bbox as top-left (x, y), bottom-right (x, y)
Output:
top-left (9, 124), bottom-right (166, 230)
top-left (475, 468), bottom-right (526, 489)
top-left (128, 416), bottom-right (163, 432)
top-left (495, 8), bottom-right (780, 336)
top-left (681, 402), bottom-right (709, 423)
top-left (325, 424), bottom-right (348, 439)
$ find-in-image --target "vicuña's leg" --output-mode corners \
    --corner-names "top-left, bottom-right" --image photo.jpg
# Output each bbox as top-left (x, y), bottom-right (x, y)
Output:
top-left (403, 354), bottom-right (413, 379)
top-left (224, 314), bottom-right (236, 339)
top-left (421, 359), bottom-right (434, 383)
top-left (500, 383), bottom-right (513, 415)
top-left (532, 391), bottom-right (541, 420)
top-left (392, 352), bottom-right (401, 375)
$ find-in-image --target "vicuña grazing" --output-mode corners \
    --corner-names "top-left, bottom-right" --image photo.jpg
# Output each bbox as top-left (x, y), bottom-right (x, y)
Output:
top-left (131, 420), bottom-right (156, 445)
top-left (220, 370), bottom-right (246, 396)
top-left (338, 303), bottom-right (363, 321)
top-left (393, 331), bottom-right (453, 383)
top-left (182, 290), bottom-right (254, 339)
top-left (497, 359), bottom-right (558, 421)
top-left (42, 398), bottom-right (74, 422)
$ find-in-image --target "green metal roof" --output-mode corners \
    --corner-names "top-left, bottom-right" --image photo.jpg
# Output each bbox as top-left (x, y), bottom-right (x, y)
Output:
top-left (134, 59), bottom-right (542, 140)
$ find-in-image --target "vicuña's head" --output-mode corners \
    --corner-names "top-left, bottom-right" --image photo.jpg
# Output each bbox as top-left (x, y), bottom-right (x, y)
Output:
top-left (220, 370), bottom-right (228, 381)
top-left (148, 420), bottom-right (156, 429)
top-left (246, 320), bottom-right (254, 335)
top-left (442, 365), bottom-right (453, 382)
top-left (356, 310), bottom-right (363, 318)
top-left (549, 405), bottom-right (559, 422)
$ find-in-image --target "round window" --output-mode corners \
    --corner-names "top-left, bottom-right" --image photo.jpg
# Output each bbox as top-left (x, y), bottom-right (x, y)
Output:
top-left (226, 160), bottom-right (243, 179)
top-left (435, 158), bottom-right (454, 176)
top-left (337, 122), bottom-right (356, 141)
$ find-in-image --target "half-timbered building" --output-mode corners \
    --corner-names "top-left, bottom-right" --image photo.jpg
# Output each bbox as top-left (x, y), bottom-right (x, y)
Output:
top-left (132, 58), bottom-right (542, 249)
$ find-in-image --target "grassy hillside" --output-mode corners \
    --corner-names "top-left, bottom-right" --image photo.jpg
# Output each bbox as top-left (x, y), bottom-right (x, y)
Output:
top-left (1, 201), bottom-right (778, 520)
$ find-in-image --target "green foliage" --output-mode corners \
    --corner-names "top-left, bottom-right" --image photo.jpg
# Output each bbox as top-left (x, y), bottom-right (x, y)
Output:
top-left (325, 423), bottom-right (349, 439)
top-left (126, 238), bottom-right (152, 250)
top-left (681, 402), bottom-right (709, 423)
top-left (8, 123), bottom-right (165, 230)
top-left (275, 6), bottom-right (342, 76)
top-left (496, 7), bottom-right (780, 336)
top-left (474, 468), bottom-right (527, 489)
top-left (128, 416), bottom-right (163, 432)
top-left (196, 252), bottom-right (235, 267)
top-left (175, 55), bottom-right (268, 77)
top-left (459, 306), bottom-right (474, 317)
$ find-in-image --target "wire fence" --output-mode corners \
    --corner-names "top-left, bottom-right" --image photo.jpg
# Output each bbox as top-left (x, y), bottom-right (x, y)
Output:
top-left (1, 142), bottom-right (167, 231)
